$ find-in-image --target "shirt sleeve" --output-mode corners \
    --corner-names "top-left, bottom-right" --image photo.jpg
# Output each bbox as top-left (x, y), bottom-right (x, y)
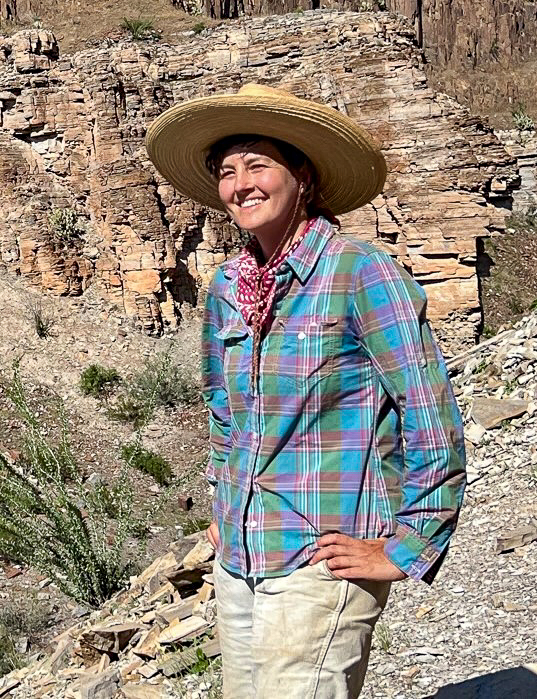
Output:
top-left (352, 251), bottom-right (466, 584)
top-left (201, 274), bottom-right (232, 487)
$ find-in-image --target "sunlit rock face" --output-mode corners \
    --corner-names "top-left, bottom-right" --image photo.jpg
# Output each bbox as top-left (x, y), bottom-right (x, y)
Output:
top-left (0, 11), bottom-right (519, 349)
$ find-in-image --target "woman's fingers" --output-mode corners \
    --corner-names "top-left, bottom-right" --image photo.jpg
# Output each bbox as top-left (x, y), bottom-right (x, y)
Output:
top-left (310, 536), bottom-right (406, 581)
top-left (206, 521), bottom-right (220, 549)
top-left (325, 555), bottom-right (360, 571)
top-left (309, 544), bottom-right (351, 565)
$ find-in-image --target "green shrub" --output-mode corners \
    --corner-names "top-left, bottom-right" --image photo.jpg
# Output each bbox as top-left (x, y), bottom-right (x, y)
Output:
top-left (121, 17), bottom-right (154, 39)
top-left (121, 443), bottom-right (173, 486)
top-left (108, 350), bottom-right (200, 426)
top-left (107, 393), bottom-right (151, 428)
top-left (507, 296), bottom-right (525, 315)
top-left (80, 364), bottom-right (121, 398)
top-left (134, 352), bottom-right (200, 409)
top-left (512, 104), bottom-right (535, 132)
top-left (192, 21), bottom-right (206, 33)
top-left (0, 629), bottom-right (21, 677)
top-left (0, 365), bottom-right (145, 607)
top-left (0, 596), bottom-right (52, 638)
top-left (507, 206), bottom-right (537, 233)
top-left (0, 597), bottom-right (52, 676)
top-left (47, 208), bottom-right (86, 244)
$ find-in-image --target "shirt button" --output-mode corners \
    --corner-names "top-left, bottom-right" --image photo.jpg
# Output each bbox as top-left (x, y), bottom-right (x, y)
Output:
top-left (297, 331), bottom-right (306, 340)
top-left (247, 520), bottom-right (258, 528)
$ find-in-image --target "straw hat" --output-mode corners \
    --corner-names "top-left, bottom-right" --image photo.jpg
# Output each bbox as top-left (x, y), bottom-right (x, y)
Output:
top-left (145, 83), bottom-right (386, 216)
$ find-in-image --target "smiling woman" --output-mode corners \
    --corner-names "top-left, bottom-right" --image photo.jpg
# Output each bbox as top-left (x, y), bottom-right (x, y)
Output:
top-left (145, 83), bottom-right (466, 699)
top-left (205, 133), bottom-right (330, 257)
top-left (214, 139), bottom-right (307, 258)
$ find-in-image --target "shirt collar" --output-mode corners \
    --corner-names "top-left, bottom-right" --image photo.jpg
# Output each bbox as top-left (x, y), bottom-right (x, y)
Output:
top-left (284, 216), bottom-right (335, 283)
top-left (222, 216), bottom-right (335, 284)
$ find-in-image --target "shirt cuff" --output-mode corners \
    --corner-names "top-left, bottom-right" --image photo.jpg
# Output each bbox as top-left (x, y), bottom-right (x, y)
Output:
top-left (383, 521), bottom-right (447, 584)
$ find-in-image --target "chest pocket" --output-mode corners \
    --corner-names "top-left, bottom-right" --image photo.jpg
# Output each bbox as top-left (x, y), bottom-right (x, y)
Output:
top-left (277, 315), bottom-right (341, 388)
top-left (215, 322), bottom-right (250, 396)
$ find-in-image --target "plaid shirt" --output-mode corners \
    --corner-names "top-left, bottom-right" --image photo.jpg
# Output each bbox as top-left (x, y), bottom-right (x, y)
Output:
top-left (201, 216), bottom-right (466, 583)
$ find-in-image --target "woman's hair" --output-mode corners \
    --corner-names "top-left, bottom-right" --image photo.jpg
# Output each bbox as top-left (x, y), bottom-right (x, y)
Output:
top-left (205, 134), bottom-right (340, 227)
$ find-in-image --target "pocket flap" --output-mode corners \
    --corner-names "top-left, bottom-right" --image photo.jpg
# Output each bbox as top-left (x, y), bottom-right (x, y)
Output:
top-left (280, 315), bottom-right (339, 331)
top-left (216, 323), bottom-right (249, 341)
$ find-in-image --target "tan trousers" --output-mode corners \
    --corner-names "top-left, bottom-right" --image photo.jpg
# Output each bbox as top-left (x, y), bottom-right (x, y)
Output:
top-left (213, 557), bottom-right (391, 699)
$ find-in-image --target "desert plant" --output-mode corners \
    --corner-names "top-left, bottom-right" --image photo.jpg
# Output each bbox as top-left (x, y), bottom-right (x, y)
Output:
top-left (0, 596), bottom-right (52, 676)
top-left (490, 38), bottom-right (500, 61)
top-left (0, 365), bottom-right (148, 607)
top-left (0, 629), bottom-right (22, 677)
top-left (26, 299), bottom-right (55, 339)
top-left (80, 364), bottom-right (121, 398)
top-left (171, 653), bottom-right (223, 697)
top-left (135, 352), bottom-right (200, 408)
top-left (108, 349), bottom-right (200, 426)
top-left (121, 17), bottom-right (154, 39)
top-left (181, 515), bottom-right (211, 536)
top-left (374, 622), bottom-right (392, 652)
top-left (192, 21), bottom-right (206, 33)
top-left (512, 104), bottom-right (535, 132)
top-left (107, 392), bottom-right (151, 428)
top-left (121, 443), bottom-right (173, 486)
top-left (0, 595), bottom-right (52, 638)
top-left (507, 206), bottom-right (537, 233)
top-left (47, 208), bottom-right (86, 244)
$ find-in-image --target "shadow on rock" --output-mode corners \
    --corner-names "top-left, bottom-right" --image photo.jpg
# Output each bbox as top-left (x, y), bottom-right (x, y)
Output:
top-left (426, 665), bottom-right (537, 698)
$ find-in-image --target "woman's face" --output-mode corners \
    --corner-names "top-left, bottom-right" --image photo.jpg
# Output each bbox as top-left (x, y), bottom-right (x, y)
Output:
top-left (217, 139), bottom-right (302, 237)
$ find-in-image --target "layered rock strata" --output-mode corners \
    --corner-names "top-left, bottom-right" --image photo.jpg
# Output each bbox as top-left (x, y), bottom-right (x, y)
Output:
top-left (495, 130), bottom-right (537, 213)
top-left (0, 11), bottom-right (519, 348)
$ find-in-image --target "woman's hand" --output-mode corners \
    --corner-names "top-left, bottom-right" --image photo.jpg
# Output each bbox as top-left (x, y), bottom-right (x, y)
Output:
top-left (206, 520), bottom-right (220, 550)
top-left (309, 533), bottom-right (407, 582)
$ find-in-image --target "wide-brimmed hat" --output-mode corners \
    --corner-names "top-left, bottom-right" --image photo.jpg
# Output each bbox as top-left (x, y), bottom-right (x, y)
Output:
top-left (145, 83), bottom-right (386, 216)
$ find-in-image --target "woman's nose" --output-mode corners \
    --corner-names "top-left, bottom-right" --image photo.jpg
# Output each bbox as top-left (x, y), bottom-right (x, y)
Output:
top-left (234, 167), bottom-right (255, 193)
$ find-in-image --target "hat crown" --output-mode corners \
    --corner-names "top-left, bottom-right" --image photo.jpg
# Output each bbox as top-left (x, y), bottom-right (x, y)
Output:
top-left (237, 83), bottom-right (295, 100)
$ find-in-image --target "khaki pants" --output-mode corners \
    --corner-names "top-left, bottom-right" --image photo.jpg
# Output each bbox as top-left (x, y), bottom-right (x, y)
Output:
top-left (213, 557), bottom-right (391, 699)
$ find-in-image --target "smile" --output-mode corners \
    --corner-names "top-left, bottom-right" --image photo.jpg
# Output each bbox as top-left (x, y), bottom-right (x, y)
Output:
top-left (239, 198), bottom-right (265, 208)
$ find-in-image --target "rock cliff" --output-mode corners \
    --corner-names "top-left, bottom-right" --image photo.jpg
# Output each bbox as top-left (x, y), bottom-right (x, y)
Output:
top-left (0, 11), bottom-right (520, 348)
top-left (386, 0), bottom-right (537, 126)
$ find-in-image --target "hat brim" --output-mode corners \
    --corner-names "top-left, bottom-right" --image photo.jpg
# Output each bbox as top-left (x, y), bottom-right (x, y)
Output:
top-left (145, 92), bottom-right (386, 215)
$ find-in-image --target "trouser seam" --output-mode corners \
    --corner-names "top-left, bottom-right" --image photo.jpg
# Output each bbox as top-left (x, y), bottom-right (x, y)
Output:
top-left (306, 580), bottom-right (349, 699)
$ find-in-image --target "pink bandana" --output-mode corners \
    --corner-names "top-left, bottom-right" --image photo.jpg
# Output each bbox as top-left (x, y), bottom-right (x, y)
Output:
top-left (237, 220), bottom-right (314, 331)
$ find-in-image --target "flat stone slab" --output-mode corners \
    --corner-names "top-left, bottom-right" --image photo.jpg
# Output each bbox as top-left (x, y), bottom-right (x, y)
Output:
top-left (471, 397), bottom-right (528, 429)
top-left (496, 523), bottom-right (537, 553)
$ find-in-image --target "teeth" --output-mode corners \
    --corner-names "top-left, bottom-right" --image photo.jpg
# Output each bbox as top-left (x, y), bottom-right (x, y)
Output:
top-left (241, 199), bottom-right (263, 208)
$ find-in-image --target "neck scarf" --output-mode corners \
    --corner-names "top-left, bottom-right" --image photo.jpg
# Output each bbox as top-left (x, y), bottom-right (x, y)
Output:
top-left (236, 220), bottom-right (313, 331)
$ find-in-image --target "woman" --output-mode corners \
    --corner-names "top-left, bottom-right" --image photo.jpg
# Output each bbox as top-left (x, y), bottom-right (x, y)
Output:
top-left (146, 84), bottom-right (466, 699)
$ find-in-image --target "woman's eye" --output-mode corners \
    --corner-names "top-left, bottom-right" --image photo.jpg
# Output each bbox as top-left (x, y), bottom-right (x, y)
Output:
top-left (219, 170), bottom-right (234, 179)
